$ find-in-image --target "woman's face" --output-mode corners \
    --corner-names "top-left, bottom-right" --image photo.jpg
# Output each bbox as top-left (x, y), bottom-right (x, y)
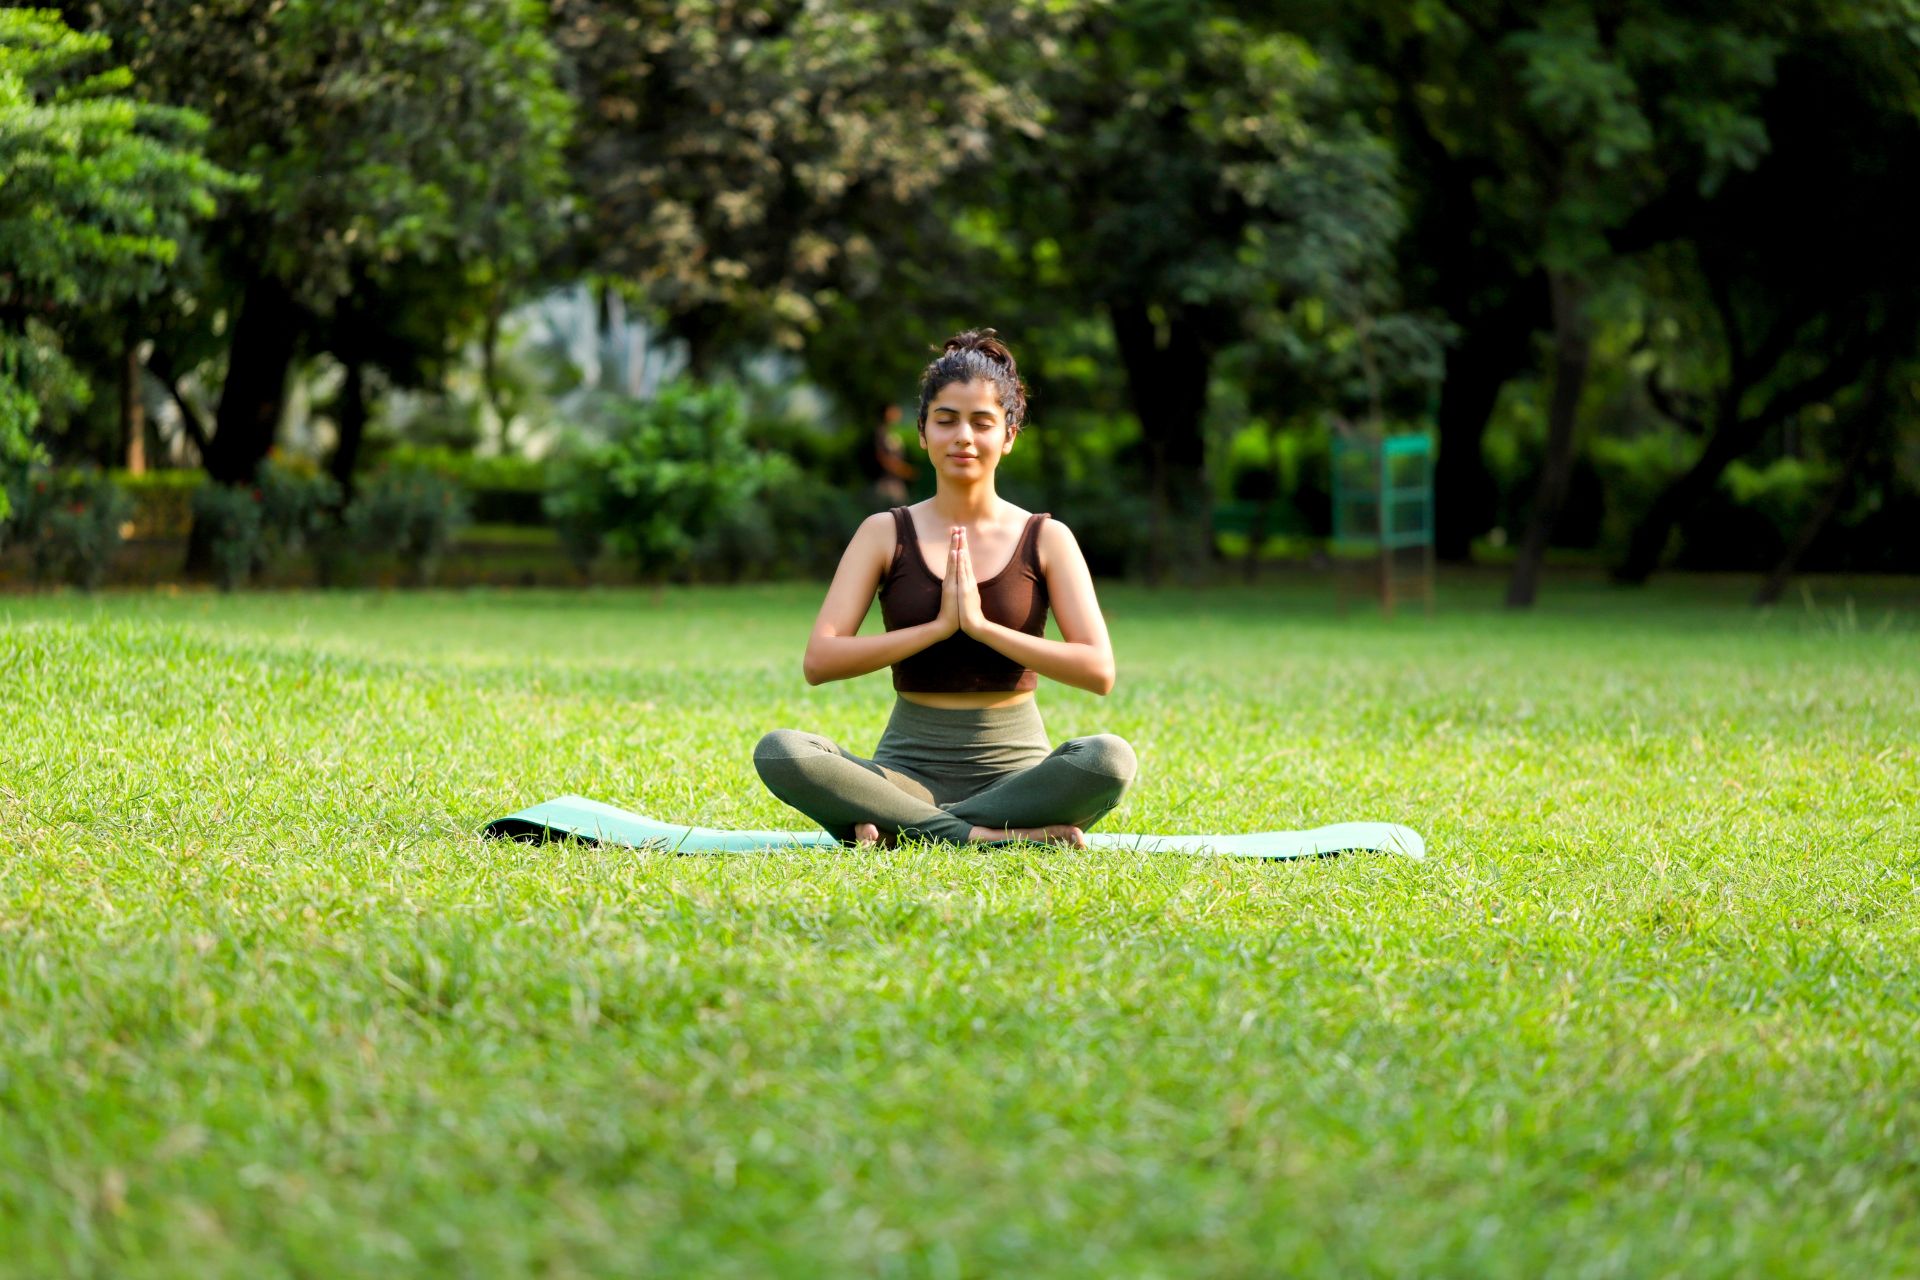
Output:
top-left (920, 378), bottom-right (1015, 480)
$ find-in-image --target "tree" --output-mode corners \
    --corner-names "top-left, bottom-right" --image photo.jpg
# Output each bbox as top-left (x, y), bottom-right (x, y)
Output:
top-left (68, 0), bottom-right (573, 501)
top-left (1748, 356), bottom-right (1910, 605)
top-left (550, 0), bottom-right (1060, 375)
top-left (1612, 5), bottom-right (1920, 585)
top-left (979, 4), bottom-right (1414, 577)
top-left (0, 8), bottom-right (237, 516)
top-left (1298, 0), bottom-right (1792, 586)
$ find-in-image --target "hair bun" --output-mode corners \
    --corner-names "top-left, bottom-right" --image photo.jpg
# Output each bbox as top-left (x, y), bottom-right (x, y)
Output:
top-left (918, 326), bottom-right (1030, 432)
top-left (941, 327), bottom-right (1017, 371)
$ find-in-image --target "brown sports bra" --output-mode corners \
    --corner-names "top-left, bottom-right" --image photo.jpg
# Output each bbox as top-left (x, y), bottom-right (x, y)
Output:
top-left (879, 506), bottom-right (1050, 693)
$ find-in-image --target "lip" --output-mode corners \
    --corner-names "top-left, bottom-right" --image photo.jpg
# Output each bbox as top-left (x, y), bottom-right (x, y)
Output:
top-left (949, 454), bottom-right (979, 461)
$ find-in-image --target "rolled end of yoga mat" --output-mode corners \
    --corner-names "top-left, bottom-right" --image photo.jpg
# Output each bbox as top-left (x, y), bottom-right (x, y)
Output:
top-left (484, 796), bottom-right (1424, 860)
top-left (484, 795), bottom-right (839, 853)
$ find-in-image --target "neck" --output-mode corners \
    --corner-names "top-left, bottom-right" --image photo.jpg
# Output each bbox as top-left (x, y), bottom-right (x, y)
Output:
top-left (930, 478), bottom-right (999, 524)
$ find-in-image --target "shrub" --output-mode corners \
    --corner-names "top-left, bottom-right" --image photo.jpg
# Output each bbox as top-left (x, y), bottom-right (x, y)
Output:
top-left (1591, 431), bottom-right (1692, 555)
top-left (1672, 456), bottom-right (1833, 571)
top-left (190, 482), bottom-right (266, 592)
top-left (382, 445), bottom-right (543, 491)
top-left (0, 473), bottom-right (35, 554)
top-left (554, 379), bottom-right (787, 582)
top-left (754, 469), bottom-right (871, 578)
top-left (1592, 435), bottom-right (1839, 570)
top-left (383, 444), bottom-right (545, 526)
top-left (541, 444), bottom-right (611, 578)
top-left (1048, 477), bottom-right (1157, 579)
top-left (347, 468), bottom-right (472, 586)
top-left (692, 456), bottom-right (790, 581)
top-left (257, 460), bottom-right (342, 572)
top-left (112, 468), bottom-right (203, 538)
top-left (9, 469), bottom-right (132, 590)
top-left (308, 520), bottom-right (362, 590)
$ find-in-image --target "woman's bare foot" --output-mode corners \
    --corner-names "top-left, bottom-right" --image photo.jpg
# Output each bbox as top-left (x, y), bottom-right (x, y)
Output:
top-left (853, 822), bottom-right (883, 847)
top-left (967, 823), bottom-right (1087, 848)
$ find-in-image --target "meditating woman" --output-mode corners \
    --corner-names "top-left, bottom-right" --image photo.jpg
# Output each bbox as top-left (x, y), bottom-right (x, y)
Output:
top-left (753, 328), bottom-right (1137, 848)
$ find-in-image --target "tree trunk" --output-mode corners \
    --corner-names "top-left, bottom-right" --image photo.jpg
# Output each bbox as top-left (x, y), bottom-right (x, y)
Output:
top-left (1433, 299), bottom-right (1535, 561)
top-left (1615, 289), bottom-right (1890, 586)
top-left (480, 299), bottom-right (510, 452)
top-left (672, 302), bottom-right (727, 382)
top-left (1506, 272), bottom-right (1593, 608)
top-left (1242, 495), bottom-right (1270, 584)
top-left (1752, 374), bottom-right (1884, 606)
top-left (1109, 301), bottom-right (1213, 584)
top-left (205, 274), bottom-right (299, 484)
top-left (187, 275), bottom-right (301, 573)
top-left (328, 357), bottom-right (369, 500)
top-left (121, 335), bottom-right (146, 474)
top-left (1387, 68), bottom-right (1548, 565)
top-left (1613, 417), bottom-right (1768, 586)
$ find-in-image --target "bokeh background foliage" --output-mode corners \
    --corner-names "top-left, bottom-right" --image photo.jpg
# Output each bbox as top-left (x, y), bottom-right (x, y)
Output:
top-left (1, 0), bottom-right (1916, 599)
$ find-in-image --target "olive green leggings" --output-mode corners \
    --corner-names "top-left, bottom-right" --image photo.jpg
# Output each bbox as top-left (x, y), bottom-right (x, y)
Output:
top-left (753, 697), bottom-right (1137, 845)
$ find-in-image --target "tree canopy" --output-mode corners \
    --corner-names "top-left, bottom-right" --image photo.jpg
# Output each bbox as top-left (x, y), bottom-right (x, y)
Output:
top-left (0, 7), bottom-right (238, 515)
top-left (69, 0), bottom-right (574, 487)
top-left (551, 0), bottom-right (1064, 371)
top-left (8, 0), bottom-right (1916, 598)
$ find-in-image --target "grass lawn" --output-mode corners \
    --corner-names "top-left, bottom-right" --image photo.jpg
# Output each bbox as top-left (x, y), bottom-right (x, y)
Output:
top-left (2, 574), bottom-right (1917, 1277)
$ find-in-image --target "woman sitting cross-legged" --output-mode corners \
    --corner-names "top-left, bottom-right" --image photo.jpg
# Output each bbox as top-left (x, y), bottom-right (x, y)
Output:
top-left (752, 328), bottom-right (1136, 848)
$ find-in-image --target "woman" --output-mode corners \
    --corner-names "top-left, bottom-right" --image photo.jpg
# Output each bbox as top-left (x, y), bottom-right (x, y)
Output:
top-left (753, 329), bottom-right (1136, 848)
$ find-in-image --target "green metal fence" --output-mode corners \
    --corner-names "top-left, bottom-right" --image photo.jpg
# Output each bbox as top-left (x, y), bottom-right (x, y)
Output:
top-left (1330, 432), bottom-right (1435, 613)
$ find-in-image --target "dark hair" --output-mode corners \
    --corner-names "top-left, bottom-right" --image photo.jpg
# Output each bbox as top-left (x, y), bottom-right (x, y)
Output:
top-left (916, 328), bottom-right (1030, 436)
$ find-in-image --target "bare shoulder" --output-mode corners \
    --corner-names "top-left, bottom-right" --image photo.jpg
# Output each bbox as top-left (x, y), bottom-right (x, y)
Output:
top-left (853, 509), bottom-right (898, 558)
top-left (1036, 515), bottom-right (1084, 574)
top-left (1037, 514), bottom-right (1079, 545)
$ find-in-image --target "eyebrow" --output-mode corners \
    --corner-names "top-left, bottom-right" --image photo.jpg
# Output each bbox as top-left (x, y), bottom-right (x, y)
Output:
top-left (931, 405), bottom-right (1000, 417)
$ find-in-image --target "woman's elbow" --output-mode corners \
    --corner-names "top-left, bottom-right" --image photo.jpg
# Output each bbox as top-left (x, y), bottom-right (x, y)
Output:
top-left (1089, 659), bottom-right (1116, 696)
top-left (802, 649), bottom-right (827, 686)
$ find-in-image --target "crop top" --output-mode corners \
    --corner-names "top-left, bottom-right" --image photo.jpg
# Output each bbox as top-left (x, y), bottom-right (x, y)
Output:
top-left (878, 506), bottom-right (1050, 693)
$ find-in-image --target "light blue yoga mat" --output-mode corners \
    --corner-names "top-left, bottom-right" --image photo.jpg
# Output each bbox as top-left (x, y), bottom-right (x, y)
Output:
top-left (484, 795), bottom-right (1425, 861)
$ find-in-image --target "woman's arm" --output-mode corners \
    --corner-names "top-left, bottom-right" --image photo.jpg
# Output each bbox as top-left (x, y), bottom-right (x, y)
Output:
top-left (956, 521), bottom-right (1116, 696)
top-left (802, 514), bottom-right (956, 685)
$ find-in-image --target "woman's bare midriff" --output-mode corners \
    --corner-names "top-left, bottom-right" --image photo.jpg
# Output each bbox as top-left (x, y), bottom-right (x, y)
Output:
top-left (898, 689), bottom-right (1034, 710)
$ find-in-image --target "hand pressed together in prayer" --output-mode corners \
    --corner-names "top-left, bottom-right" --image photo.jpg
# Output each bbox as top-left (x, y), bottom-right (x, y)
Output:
top-left (931, 525), bottom-right (987, 639)
top-left (951, 526), bottom-right (987, 635)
